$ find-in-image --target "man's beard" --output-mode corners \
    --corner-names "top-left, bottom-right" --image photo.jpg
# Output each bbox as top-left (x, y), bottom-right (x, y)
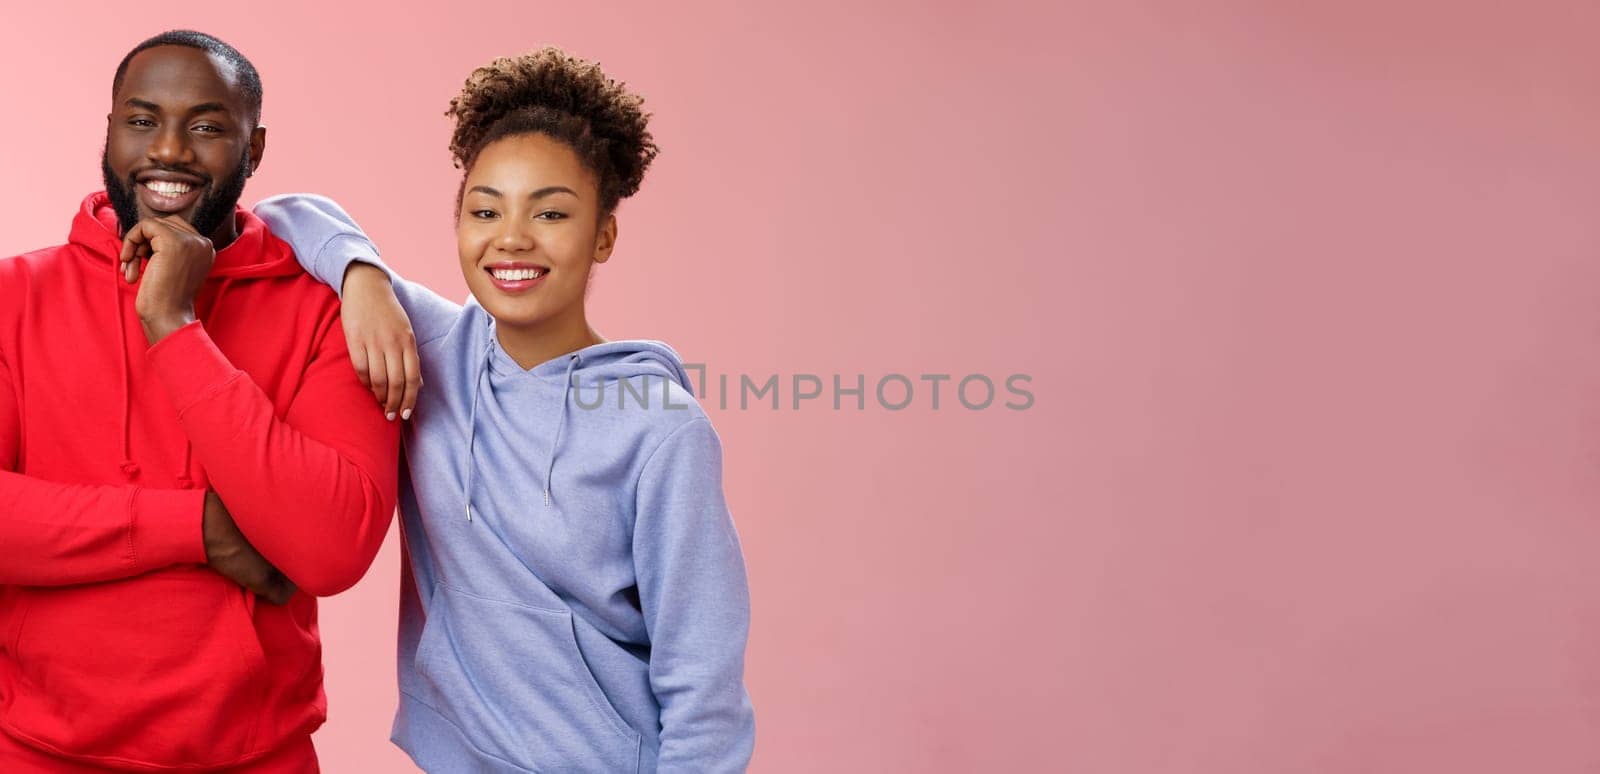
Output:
top-left (101, 148), bottom-right (250, 239)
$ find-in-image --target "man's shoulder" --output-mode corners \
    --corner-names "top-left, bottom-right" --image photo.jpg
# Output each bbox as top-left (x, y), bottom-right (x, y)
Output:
top-left (227, 269), bottom-right (343, 332)
top-left (0, 245), bottom-right (75, 342)
top-left (0, 243), bottom-right (75, 289)
top-left (1, 243), bottom-right (73, 264)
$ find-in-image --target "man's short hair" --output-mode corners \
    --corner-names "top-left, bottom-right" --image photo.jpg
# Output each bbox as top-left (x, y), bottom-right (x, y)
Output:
top-left (111, 30), bottom-right (263, 125)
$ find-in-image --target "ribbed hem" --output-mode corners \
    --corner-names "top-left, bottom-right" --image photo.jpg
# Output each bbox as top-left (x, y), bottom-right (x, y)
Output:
top-left (130, 487), bottom-right (207, 570)
top-left (318, 234), bottom-right (387, 300)
top-left (393, 695), bottom-right (539, 774)
top-left (0, 726), bottom-right (315, 773)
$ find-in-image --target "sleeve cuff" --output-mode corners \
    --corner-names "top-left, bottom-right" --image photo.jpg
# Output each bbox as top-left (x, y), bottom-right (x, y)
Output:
top-left (322, 234), bottom-right (393, 299)
top-left (131, 486), bottom-right (207, 570)
top-left (146, 321), bottom-right (244, 417)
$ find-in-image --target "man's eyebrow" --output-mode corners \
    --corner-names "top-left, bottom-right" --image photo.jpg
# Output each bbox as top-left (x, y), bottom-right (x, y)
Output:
top-left (121, 99), bottom-right (230, 116)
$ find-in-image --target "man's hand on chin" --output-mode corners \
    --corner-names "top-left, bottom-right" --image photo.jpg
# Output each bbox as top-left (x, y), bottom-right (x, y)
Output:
top-left (122, 216), bottom-right (216, 345)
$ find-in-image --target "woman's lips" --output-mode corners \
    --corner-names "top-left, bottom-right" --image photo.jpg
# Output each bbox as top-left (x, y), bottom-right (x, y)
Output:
top-left (485, 265), bottom-right (548, 294)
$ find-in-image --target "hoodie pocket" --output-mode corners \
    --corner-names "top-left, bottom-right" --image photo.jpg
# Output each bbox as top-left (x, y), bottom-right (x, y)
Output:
top-left (411, 582), bottom-right (641, 772)
top-left (3, 571), bottom-right (269, 767)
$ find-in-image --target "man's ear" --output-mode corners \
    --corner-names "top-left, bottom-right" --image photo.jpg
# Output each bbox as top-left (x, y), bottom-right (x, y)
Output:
top-left (247, 125), bottom-right (267, 177)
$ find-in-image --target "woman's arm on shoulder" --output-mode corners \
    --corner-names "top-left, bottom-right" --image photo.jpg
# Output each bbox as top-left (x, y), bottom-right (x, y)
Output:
top-left (255, 193), bottom-right (464, 419)
top-left (254, 193), bottom-right (462, 339)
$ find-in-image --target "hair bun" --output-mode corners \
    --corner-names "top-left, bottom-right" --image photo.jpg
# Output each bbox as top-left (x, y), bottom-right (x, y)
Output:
top-left (446, 47), bottom-right (658, 210)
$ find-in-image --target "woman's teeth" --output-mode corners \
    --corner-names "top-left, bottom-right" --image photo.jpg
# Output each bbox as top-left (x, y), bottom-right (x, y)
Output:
top-left (491, 267), bottom-right (546, 281)
top-left (144, 181), bottom-right (194, 196)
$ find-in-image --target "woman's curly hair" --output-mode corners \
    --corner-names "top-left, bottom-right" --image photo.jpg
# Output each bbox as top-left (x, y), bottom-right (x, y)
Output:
top-left (445, 47), bottom-right (659, 214)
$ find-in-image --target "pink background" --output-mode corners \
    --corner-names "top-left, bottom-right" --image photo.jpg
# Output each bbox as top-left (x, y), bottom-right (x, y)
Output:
top-left (3, 1), bottom-right (1599, 771)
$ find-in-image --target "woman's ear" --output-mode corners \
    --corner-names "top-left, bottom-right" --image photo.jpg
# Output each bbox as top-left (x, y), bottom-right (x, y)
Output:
top-left (593, 213), bottom-right (618, 264)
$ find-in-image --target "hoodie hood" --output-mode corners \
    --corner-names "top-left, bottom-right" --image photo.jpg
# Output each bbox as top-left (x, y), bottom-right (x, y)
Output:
top-left (462, 335), bottom-right (693, 517)
top-left (490, 337), bottom-right (693, 390)
top-left (67, 192), bottom-right (302, 486)
top-left (69, 191), bottom-right (302, 281)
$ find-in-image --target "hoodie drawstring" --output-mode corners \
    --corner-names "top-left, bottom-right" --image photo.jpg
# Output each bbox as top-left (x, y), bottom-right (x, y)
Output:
top-left (115, 269), bottom-right (139, 481)
top-left (116, 270), bottom-right (235, 489)
top-left (461, 342), bottom-right (581, 520)
top-left (462, 336), bottom-right (495, 521)
top-left (545, 354), bottom-right (579, 508)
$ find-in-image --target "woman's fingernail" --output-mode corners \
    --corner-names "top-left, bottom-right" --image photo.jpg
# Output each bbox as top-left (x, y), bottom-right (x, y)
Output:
top-left (401, 409), bottom-right (413, 421)
top-left (386, 412), bottom-right (397, 421)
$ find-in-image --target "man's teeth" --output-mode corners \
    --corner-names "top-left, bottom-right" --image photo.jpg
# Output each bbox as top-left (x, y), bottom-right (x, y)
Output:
top-left (491, 268), bottom-right (546, 281)
top-left (144, 181), bottom-right (194, 197)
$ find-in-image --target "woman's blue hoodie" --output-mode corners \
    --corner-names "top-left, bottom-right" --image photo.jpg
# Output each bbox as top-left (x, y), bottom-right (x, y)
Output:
top-left (256, 195), bottom-right (755, 773)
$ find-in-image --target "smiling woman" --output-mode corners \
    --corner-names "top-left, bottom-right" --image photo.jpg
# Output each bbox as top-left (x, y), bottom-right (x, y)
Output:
top-left (455, 133), bottom-right (610, 353)
top-left (253, 45), bottom-right (755, 773)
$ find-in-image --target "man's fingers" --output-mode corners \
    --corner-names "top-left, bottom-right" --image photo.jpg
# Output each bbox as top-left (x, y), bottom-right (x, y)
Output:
top-left (120, 227), bottom-right (157, 288)
top-left (158, 214), bottom-right (201, 236)
top-left (262, 572), bottom-right (296, 605)
top-left (120, 221), bottom-right (163, 264)
top-left (122, 253), bottom-right (148, 284)
top-left (252, 562), bottom-right (292, 605)
top-left (401, 341), bottom-right (421, 420)
top-left (119, 222), bottom-right (148, 264)
top-left (251, 568), bottom-right (288, 605)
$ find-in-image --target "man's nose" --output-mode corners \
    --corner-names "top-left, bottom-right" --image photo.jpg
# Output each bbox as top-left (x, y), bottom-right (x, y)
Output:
top-left (146, 125), bottom-right (193, 167)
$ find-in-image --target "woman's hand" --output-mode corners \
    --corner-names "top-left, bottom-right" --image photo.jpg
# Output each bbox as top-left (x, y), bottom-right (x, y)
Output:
top-left (341, 264), bottom-right (421, 421)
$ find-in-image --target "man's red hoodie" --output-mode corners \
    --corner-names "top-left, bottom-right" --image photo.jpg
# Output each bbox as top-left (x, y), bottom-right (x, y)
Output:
top-left (0, 193), bottom-right (400, 771)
